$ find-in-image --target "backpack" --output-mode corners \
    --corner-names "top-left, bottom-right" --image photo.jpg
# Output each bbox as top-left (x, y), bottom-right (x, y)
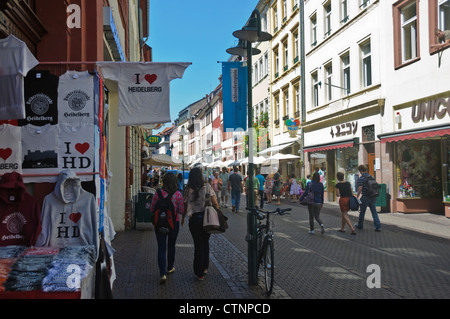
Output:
top-left (153, 188), bottom-right (176, 233)
top-left (365, 176), bottom-right (380, 198)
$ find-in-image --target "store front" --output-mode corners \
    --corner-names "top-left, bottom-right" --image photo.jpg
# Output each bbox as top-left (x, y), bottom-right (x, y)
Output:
top-left (379, 126), bottom-right (450, 215)
top-left (379, 93), bottom-right (450, 216)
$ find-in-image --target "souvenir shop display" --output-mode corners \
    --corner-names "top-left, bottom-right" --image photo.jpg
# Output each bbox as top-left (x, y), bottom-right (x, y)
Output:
top-left (96, 62), bottom-right (190, 126)
top-left (0, 172), bottom-right (41, 247)
top-left (0, 35), bottom-right (39, 121)
top-left (35, 169), bottom-right (99, 253)
top-left (18, 70), bottom-right (59, 126)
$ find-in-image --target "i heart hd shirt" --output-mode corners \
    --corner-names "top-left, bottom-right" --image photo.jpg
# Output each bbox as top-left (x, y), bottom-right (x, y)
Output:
top-left (97, 62), bottom-right (191, 126)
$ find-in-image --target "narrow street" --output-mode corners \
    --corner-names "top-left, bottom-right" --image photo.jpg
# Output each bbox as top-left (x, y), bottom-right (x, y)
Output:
top-left (112, 197), bottom-right (450, 299)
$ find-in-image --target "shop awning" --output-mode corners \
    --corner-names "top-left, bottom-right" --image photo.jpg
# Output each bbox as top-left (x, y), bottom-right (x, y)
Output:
top-left (258, 142), bottom-right (294, 155)
top-left (142, 154), bottom-right (182, 167)
top-left (303, 139), bottom-right (356, 153)
top-left (378, 125), bottom-right (450, 143)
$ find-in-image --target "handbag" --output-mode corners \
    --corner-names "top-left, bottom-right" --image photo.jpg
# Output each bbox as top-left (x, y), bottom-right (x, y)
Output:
top-left (349, 195), bottom-right (360, 211)
top-left (300, 184), bottom-right (314, 206)
top-left (203, 192), bottom-right (228, 234)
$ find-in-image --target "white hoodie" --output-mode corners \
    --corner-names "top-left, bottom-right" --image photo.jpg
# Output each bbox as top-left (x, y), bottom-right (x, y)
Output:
top-left (35, 169), bottom-right (99, 254)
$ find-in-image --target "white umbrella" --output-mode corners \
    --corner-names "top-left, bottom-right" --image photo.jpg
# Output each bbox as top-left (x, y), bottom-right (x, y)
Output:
top-left (263, 153), bottom-right (300, 164)
top-left (240, 156), bottom-right (267, 165)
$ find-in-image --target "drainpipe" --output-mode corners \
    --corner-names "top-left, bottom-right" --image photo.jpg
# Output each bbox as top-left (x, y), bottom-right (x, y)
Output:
top-left (125, 126), bottom-right (132, 229)
top-left (299, 0), bottom-right (306, 178)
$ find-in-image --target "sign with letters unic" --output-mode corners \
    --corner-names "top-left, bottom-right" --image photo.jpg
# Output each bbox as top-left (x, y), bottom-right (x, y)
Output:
top-left (411, 96), bottom-right (450, 122)
top-left (222, 62), bottom-right (247, 132)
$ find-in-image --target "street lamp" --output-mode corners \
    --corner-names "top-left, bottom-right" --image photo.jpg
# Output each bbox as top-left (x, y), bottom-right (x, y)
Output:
top-left (228, 9), bottom-right (272, 286)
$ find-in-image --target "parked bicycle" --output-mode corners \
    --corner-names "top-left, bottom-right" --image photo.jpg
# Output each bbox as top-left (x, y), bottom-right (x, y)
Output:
top-left (248, 206), bottom-right (291, 296)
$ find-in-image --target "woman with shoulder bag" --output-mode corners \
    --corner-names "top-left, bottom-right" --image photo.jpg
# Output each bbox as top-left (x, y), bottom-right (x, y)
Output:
top-left (335, 172), bottom-right (356, 235)
top-left (181, 167), bottom-right (220, 280)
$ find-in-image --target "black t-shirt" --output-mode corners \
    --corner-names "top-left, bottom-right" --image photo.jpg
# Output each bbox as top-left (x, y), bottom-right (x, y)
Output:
top-left (336, 181), bottom-right (352, 197)
top-left (229, 173), bottom-right (242, 191)
top-left (18, 70), bottom-right (58, 126)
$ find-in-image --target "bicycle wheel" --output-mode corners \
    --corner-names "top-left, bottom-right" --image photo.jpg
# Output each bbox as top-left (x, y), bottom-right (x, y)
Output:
top-left (262, 239), bottom-right (274, 296)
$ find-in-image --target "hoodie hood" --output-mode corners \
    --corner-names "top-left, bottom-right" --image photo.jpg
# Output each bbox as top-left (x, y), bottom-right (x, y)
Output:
top-left (0, 172), bottom-right (26, 204)
top-left (54, 169), bottom-right (81, 203)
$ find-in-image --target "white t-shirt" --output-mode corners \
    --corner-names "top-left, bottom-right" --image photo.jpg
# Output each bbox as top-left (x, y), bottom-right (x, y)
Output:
top-left (58, 70), bottom-right (94, 125)
top-left (58, 123), bottom-right (95, 181)
top-left (0, 124), bottom-right (22, 174)
top-left (97, 62), bottom-right (190, 126)
top-left (21, 124), bottom-right (59, 183)
top-left (0, 35), bottom-right (39, 120)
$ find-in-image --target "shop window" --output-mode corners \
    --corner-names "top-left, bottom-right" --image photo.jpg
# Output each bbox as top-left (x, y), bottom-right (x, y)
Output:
top-left (309, 152), bottom-right (327, 189)
top-left (337, 147), bottom-right (359, 192)
top-left (444, 139), bottom-right (450, 202)
top-left (395, 139), bottom-right (442, 199)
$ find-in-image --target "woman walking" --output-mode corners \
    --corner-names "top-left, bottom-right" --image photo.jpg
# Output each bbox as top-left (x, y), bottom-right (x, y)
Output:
top-left (304, 172), bottom-right (325, 234)
top-left (150, 172), bottom-right (184, 284)
top-left (181, 167), bottom-right (220, 280)
top-left (335, 172), bottom-right (356, 235)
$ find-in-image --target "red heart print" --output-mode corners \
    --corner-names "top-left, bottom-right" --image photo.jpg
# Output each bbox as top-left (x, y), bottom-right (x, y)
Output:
top-left (144, 74), bottom-right (157, 84)
top-left (69, 212), bottom-right (82, 223)
top-left (0, 148), bottom-right (12, 161)
top-left (75, 143), bottom-right (90, 155)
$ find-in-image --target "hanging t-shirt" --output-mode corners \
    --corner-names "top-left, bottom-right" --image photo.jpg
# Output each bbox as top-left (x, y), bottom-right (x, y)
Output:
top-left (57, 70), bottom-right (94, 125)
top-left (21, 124), bottom-right (59, 183)
top-left (58, 123), bottom-right (95, 181)
top-left (97, 62), bottom-right (191, 126)
top-left (0, 35), bottom-right (39, 120)
top-left (0, 124), bottom-right (22, 174)
top-left (18, 70), bottom-right (58, 126)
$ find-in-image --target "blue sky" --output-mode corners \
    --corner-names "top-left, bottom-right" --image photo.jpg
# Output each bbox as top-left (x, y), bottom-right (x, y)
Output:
top-left (148, 0), bottom-right (259, 133)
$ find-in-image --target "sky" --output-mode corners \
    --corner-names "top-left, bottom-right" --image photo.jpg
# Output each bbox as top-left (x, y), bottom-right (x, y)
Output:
top-left (148, 0), bottom-right (259, 133)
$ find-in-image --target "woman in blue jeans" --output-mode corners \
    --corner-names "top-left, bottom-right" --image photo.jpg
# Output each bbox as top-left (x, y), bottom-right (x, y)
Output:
top-left (303, 172), bottom-right (325, 234)
top-left (150, 172), bottom-right (184, 284)
top-left (181, 167), bottom-right (220, 280)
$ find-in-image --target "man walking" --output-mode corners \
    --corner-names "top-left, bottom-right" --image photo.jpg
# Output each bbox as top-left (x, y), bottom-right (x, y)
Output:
top-left (228, 166), bottom-right (243, 213)
top-left (255, 169), bottom-right (265, 209)
top-left (355, 164), bottom-right (381, 232)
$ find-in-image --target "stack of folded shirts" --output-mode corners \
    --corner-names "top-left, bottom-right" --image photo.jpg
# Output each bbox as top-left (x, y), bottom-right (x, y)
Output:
top-left (42, 245), bottom-right (96, 292)
top-left (3, 247), bottom-right (58, 292)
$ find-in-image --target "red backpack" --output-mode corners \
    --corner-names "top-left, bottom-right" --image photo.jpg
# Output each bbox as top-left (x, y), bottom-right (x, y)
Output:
top-left (153, 189), bottom-right (176, 234)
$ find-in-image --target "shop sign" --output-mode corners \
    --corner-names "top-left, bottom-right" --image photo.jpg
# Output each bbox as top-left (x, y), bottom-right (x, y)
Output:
top-left (411, 97), bottom-right (450, 123)
top-left (285, 118), bottom-right (300, 138)
top-left (330, 121), bottom-right (358, 138)
top-left (146, 135), bottom-right (161, 144)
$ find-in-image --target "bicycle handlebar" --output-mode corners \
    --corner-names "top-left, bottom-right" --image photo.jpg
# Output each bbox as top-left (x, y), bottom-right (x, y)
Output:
top-left (246, 207), bottom-right (291, 215)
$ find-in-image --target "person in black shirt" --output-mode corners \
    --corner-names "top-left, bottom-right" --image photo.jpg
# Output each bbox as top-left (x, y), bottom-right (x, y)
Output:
top-left (335, 172), bottom-right (356, 235)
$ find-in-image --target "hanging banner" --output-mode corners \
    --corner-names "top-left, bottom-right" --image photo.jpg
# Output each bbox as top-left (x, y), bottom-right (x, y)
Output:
top-left (96, 62), bottom-right (191, 126)
top-left (222, 62), bottom-right (247, 132)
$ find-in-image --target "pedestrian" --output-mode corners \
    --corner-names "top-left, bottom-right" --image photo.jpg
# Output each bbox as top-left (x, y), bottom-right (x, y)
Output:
top-left (264, 174), bottom-right (273, 203)
top-left (335, 172), bottom-right (356, 235)
top-left (177, 172), bottom-right (183, 191)
top-left (181, 167), bottom-right (220, 280)
top-left (355, 165), bottom-right (382, 232)
top-left (219, 167), bottom-right (230, 208)
top-left (228, 166), bottom-right (243, 213)
top-left (289, 174), bottom-right (301, 202)
top-left (272, 168), bottom-right (282, 205)
top-left (211, 171), bottom-right (222, 205)
top-left (255, 169), bottom-right (265, 209)
top-left (301, 172), bottom-right (325, 234)
top-left (149, 172), bottom-right (184, 284)
top-left (245, 172), bottom-right (260, 209)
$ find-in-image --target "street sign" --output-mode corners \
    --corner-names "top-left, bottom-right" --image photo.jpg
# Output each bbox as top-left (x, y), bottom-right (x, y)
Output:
top-left (146, 135), bottom-right (161, 144)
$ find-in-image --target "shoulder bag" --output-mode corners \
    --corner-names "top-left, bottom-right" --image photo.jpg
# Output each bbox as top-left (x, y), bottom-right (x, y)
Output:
top-left (203, 191), bottom-right (228, 234)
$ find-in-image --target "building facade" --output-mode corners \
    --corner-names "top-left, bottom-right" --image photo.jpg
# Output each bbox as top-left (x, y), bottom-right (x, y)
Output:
top-left (303, 0), bottom-right (385, 202)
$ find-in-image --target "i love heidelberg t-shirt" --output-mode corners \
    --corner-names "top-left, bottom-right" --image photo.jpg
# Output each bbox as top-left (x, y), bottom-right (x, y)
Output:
top-left (97, 62), bottom-right (190, 126)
